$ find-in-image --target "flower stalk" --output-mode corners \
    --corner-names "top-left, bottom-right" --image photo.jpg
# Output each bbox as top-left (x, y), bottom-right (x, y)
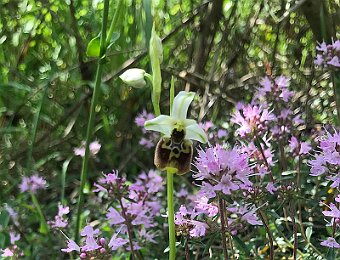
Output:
top-left (167, 168), bottom-right (176, 260)
top-left (218, 196), bottom-right (229, 260)
top-left (258, 209), bottom-right (274, 260)
top-left (119, 197), bottom-right (137, 259)
top-left (30, 192), bottom-right (49, 234)
top-left (74, 0), bottom-right (110, 243)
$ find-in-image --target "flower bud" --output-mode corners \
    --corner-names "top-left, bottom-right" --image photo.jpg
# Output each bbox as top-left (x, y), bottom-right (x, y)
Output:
top-left (150, 27), bottom-right (163, 63)
top-left (99, 238), bottom-right (106, 245)
top-left (119, 68), bottom-right (147, 88)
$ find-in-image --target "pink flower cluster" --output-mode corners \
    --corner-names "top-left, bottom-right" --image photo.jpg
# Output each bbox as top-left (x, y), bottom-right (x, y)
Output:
top-left (62, 225), bottom-right (126, 258)
top-left (319, 195), bottom-right (340, 248)
top-left (93, 170), bottom-right (128, 196)
top-left (315, 39), bottom-right (340, 68)
top-left (289, 136), bottom-right (311, 156)
top-left (48, 203), bottom-right (69, 229)
top-left (175, 204), bottom-right (211, 238)
top-left (74, 140), bottom-right (101, 157)
top-left (91, 170), bottom-right (162, 252)
top-left (174, 196), bottom-right (219, 237)
top-left (231, 104), bottom-right (275, 139)
top-left (19, 174), bottom-right (47, 193)
top-left (194, 145), bottom-right (253, 198)
top-left (309, 130), bottom-right (340, 188)
top-left (199, 121), bottom-right (228, 143)
top-left (135, 110), bottom-right (158, 148)
top-left (256, 76), bottom-right (294, 103)
top-left (252, 75), bottom-right (303, 139)
top-left (0, 232), bottom-right (22, 258)
top-left (227, 203), bottom-right (262, 227)
top-left (241, 140), bottom-right (273, 178)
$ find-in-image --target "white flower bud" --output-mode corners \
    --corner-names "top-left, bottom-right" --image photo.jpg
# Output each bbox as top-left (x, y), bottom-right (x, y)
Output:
top-left (119, 68), bottom-right (147, 88)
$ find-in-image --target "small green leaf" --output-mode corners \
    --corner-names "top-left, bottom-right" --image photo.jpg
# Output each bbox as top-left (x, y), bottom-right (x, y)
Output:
top-left (0, 233), bottom-right (8, 249)
top-left (265, 209), bottom-right (280, 219)
top-left (163, 242), bottom-right (181, 253)
top-left (39, 222), bottom-right (49, 234)
top-left (86, 36), bottom-right (101, 57)
top-left (234, 235), bottom-right (251, 255)
top-left (305, 227), bottom-right (312, 242)
top-left (282, 170), bottom-right (297, 176)
top-left (107, 32), bottom-right (120, 50)
top-left (0, 211), bottom-right (10, 228)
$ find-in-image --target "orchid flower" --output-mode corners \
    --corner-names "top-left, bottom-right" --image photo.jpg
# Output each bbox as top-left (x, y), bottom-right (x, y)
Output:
top-left (144, 91), bottom-right (208, 174)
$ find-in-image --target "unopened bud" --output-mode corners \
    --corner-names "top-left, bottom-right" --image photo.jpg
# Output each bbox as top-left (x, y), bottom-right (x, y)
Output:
top-left (119, 68), bottom-right (147, 88)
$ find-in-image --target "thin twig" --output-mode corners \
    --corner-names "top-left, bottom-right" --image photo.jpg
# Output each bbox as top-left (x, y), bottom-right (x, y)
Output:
top-left (258, 209), bottom-right (274, 260)
top-left (119, 198), bottom-right (137, 260)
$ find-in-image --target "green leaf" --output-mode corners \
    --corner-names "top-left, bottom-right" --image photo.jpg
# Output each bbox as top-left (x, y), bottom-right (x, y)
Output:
top-left (163, 242), bottom-right (181, 253)
top-left (0, 211), bottom-right (10, 228)
top-left (0, 82), bottom-right (31, 92)
top-left (202, 233), bottom-right (216, 256)
top-left (233, 235), bottom-right (251, 255)
top-left (107, 32), bottom-right (120, 50)
top-left (265, 209), bottom-right (280, 219)
top-left (86, 36), bottom-right (101, 57)
top-left (282, 170), bottom-right (297, 176)
top-left (0, 233), bottom-right (8, 249)
top-left (305, 227), bottom-right (312, 242)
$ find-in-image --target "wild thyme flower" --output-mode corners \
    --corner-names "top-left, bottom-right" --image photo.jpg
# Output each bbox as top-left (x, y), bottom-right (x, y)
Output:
top-left (194, 145), bottom-right (252, 198)
top-left (315, 39), bottom-right (340, 69)
top-left (320, 237), bottom-right (340, 248)
top-left (62, 225), bottom-right (127, 258)
top-left (289, 136), bottom-right (311, 156)
top-left (145, 91), bottom-right (208, 174)
top-left (231, 104), bottom-right (275, 139)
top-left (241, 141), bottom-right (273, 178)
top-left (308, 129), bottom-right (340, 188)
top-left (135, 111), bottom-right (159, 148)
top-left (174, 205), bottom-right (209, 238)
top-left (19, 174), bottom-right (47, 193)
top-left (227, 203), bottom-right (262, 226)
top-left (255, 75), bottom-right (294, 103)
top-left (48, 203), bottom-right (69, 229)
top-left (74, 140), bottom-right (101, 157)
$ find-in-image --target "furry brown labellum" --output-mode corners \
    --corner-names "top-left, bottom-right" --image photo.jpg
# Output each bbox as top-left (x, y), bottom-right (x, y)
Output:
top-left (154, 128), bottom-right (193, 175)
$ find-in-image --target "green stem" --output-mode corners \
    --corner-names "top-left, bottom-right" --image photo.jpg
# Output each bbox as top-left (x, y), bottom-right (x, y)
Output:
top-left (167, 169), bottom-right (176, 260)
top-left (30, 192), bottom-right (49, 234)
top-left (218, 196), bottom-right (229, 260)
top-left (105, 0), bottom-right (124, 46)
top-left (170, 76), bottom-right (175, 113)
top-left (74, 0), bottom-right (110, 243)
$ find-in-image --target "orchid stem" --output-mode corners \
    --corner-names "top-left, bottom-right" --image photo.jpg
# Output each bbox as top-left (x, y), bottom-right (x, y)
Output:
top-left (167, 169), bottom-right (176, 260)
top-left (74, 0), bottom-right (110, 243)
